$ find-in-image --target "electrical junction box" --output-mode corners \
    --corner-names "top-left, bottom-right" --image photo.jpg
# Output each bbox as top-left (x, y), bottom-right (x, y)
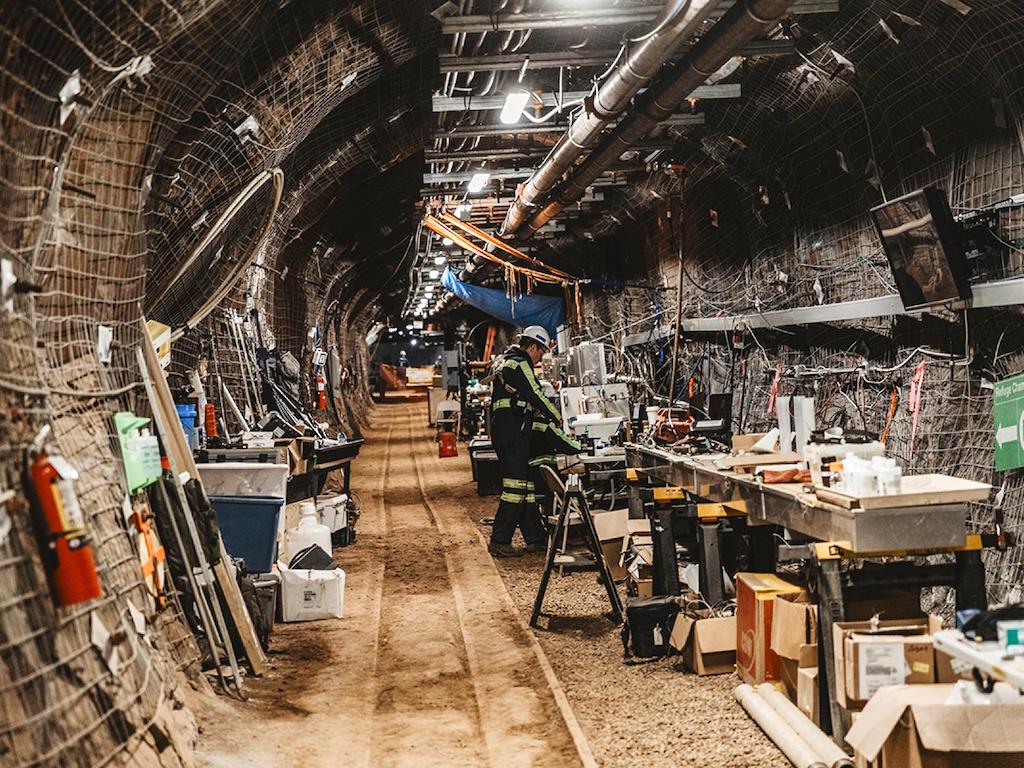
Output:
top-left (566, 341), bottom-right (606, 386)
top-left (443, 349), bottom-right (460, 389)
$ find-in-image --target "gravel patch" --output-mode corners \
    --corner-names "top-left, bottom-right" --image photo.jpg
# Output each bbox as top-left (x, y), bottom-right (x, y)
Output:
top-left (455, 475), bottom-right (790, 768)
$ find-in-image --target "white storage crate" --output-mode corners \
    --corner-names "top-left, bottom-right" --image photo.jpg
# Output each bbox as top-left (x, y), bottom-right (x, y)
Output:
top-left (196, 462), bottom-right (288, 499)
top-left (278, 565), bottom-right (345, 622)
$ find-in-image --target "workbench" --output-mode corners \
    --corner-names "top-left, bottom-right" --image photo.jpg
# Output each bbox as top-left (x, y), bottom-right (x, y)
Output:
top-left (558, 446), bottom-right (627, 509)
top-left (623, 441), bottom-right (1001, 745)
top-left (286, 439), bottom-right (363, 503)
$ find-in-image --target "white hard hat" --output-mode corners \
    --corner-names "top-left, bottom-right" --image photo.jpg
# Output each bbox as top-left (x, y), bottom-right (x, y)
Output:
top-left (519, 325), bottom-right (551, 348)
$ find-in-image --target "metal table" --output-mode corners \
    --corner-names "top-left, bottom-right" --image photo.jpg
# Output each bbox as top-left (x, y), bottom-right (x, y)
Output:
top-left (623, 441), bottom-right (997, 745)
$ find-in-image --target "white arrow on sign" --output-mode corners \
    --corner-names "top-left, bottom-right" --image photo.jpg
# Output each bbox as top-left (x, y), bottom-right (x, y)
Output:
top-left (997, 424), bottom-right (1018, 447)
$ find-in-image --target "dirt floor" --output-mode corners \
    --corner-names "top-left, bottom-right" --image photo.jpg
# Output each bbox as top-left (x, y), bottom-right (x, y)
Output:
top-left (194, 395), bottom-right (788, 767)
top-left (194, 394), bottom-right (584, 768)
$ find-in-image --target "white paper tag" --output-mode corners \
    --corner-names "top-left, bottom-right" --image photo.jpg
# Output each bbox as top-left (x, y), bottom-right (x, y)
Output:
top-left (858, 642), bottom-right (906, 698)
top-left (302, 582), bottom-right (324, 609)
top-left (653, 625), bottom-right (664, 647)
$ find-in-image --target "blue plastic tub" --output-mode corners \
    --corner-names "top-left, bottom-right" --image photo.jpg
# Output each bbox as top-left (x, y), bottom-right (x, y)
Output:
top-left (209, 495), bottom-right (284, 572)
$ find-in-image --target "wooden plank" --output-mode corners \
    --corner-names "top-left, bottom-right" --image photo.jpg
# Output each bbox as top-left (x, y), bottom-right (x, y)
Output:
top-left (717, 451), bottom-right (802, 470)
top-left (139, 317), bottom-right (269, 676)
top-left (814, 474), bottom-right (991, 510)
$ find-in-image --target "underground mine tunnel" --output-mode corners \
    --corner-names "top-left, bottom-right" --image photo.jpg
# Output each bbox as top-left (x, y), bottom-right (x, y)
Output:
top-left (4, 1), bottom-right (1024, 767)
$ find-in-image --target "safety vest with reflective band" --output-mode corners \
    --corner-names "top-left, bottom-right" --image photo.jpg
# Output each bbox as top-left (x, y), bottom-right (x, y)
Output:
top-left (490, 347), bottom-right (561, 424)
top-left (500, 477), bottom-right (536, 504)
top-left (529, 421), bottom-right (583, 467)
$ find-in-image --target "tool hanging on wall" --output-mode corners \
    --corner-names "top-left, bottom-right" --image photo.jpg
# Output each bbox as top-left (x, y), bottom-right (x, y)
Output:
top-left (24, 426), bottom-right (103, 607)
top-left (130, 501), bottom-right (167, 607)
top-left (137, 315), bottom-right (268, 682)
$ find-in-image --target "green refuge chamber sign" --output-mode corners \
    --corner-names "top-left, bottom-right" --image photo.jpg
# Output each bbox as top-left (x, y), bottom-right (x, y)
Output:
top-left (994, 372), bottom-right (1024, 471)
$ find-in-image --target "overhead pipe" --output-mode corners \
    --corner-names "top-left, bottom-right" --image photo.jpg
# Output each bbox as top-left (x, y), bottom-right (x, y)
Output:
top-left (519, 0), bottom-right (797, 238)
top-left (499, 0), bottom-right (724, 238)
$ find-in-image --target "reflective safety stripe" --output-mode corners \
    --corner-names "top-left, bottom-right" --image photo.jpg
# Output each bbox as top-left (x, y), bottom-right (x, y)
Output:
top-left (529, 454), bottom-right (557, 466)
top-left (502, 478), bottom-right (530, 490)
top-left (493, 398), bottom-right (514, 410)
top-left (500, 491), bottom-right (537, 503)
top-left (531, 421), bottom-right (550, 432)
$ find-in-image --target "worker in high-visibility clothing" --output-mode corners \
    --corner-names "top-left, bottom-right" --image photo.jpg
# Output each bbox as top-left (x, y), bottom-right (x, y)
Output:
top-left (488, 326), bottom-right (564, 557)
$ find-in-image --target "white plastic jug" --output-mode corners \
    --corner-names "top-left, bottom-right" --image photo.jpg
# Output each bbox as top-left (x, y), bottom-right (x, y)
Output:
top-left (282, 502), bottom-right (332, 564)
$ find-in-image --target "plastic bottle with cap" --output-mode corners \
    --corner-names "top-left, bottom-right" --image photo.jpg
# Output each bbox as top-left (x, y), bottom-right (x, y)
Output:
top-left (283, 502), bottom-right (332, 564)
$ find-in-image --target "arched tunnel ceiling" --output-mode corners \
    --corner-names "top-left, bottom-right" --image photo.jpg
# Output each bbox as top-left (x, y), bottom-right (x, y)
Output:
top-left (4, 1), bottom-right (1024, 346)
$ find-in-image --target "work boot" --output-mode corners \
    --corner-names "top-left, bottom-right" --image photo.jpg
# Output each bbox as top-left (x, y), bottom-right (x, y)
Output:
top-left (522, 541), bottom-right (548, 554)
top-left (488, 542), bottom-right (523, 558)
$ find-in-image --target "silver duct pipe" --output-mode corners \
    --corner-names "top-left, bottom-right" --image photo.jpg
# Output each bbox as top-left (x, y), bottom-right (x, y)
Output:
top-left (499, 0), bottom-right (724, 237)
top-left (519, 0), bottom-right (797, 237)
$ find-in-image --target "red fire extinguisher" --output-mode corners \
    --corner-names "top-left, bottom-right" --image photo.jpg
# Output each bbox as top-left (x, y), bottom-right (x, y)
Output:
top-left (316, 373), bottom-right (327, 410)
top-left (26, 440), bottom-right (103, 607)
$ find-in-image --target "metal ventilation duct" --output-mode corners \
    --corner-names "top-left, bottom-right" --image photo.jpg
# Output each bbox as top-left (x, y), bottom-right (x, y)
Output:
top-left (519, 0), bottom-right (797, 238)
top-left (499, 0), bottom-right (724, 237)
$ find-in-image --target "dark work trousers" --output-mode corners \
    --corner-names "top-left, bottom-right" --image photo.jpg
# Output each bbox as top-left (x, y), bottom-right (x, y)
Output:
top-left (490, 409), bottom-right (545, 546)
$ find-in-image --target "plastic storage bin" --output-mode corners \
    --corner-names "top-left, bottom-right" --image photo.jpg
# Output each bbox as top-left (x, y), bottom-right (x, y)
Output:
top-left (278, 566), bottom-right (345, 622)
top-left (197, 462), bottom-right (288, 499)
top-left (209, 495), bottom-right (284, 573)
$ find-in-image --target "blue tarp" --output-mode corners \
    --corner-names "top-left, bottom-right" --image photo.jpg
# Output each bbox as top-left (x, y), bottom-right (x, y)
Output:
top-left (441, 268), bottom-right (564, 337)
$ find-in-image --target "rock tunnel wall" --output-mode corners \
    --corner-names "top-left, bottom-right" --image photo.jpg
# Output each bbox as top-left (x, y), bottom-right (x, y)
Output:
top-left (0, 1), bottom-right (436, 765)
top-left (581, 0), bottom-right (1024, 609)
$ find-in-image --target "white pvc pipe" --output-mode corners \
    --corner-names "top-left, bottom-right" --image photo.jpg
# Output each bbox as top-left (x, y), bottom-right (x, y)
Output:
top-left (756, 684), bottom-right (854, 768)
top-left (734, 684), bottom-right (828, 768)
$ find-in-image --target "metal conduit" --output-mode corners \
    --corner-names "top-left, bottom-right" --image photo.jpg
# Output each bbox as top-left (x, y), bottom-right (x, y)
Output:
top-left (519, 0), bottom-right (797, 238)
top-left (499, 0), bottom-right (724, 237)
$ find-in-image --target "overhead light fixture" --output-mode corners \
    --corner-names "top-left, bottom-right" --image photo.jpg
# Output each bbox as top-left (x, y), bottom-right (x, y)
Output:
top-left (434, 255), bottom-right (447, 266)
top-left (428, 269), bottom-right (440, 279)
top-left (442, 237), bottom-right (453, 246)
top-left (467, 172), bottom-right (490, 193)
top-left (499, 90), bottom-right (531, 124)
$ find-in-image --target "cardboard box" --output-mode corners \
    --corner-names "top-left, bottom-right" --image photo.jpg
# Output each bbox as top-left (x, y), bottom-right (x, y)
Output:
top-left (772, 591), bottom-right (818, 661)
top-left (622, 524), bottom-right (655, 597)
top-left (833, 616), bottom-right (941, 708)
top-left (736, 572), bottom-right (803, 685)
top-left (598, 512), bottom-right (626, 581)
top-left (797, 666), bottom-right (819, 725)
top-left (780, 643), bottom-right (817, 701)
top-left (670, 615), bottom-right (737, 675)
top-left (593, 508), bottom-right (629, 581)
top-left (846, 684), bottom-right (1024, 768)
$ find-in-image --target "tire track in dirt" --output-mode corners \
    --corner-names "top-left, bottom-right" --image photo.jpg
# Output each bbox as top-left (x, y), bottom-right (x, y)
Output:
top-left (366, 404), bottom-right (489, 768)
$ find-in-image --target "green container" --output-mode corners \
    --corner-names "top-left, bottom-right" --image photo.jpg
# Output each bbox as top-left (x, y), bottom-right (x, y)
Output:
top-left (114, 411), bottom-right (162, 493)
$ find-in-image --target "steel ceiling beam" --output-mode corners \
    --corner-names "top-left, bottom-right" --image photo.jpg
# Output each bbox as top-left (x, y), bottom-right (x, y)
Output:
top-left (431, 84), bottom-right (740, 112)
top-left (440, 1), bottom-right (838, 34)
top-left (437, 39), bottom-right (794, 73)
top-left (431, 112), bottom-right (704, 139)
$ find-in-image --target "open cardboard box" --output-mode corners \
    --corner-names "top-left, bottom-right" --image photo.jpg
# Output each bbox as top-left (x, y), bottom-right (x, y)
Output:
top-left (670, 614), bottom-right (737, 675)
top-left (592, 508), bottom-right (629, 581)
top-left (846, 684), bottom-right (1024, 768)
top-left (797, 664), bottom-right (819, 724)
top-left (736, 572), bottom-right (803, 685)
top-left (833, 616), bottom-right (942, 709)
top-left (622, 520), bottom-right (654, 596)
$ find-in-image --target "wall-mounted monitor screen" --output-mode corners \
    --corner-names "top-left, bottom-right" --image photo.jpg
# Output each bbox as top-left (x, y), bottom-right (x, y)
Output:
top-left (870, 186), bottom-right (972, 311)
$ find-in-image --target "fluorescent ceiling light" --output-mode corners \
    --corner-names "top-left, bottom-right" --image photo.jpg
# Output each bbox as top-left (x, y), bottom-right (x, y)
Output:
top-left (442, 237), bottom-right (453, 246)
top-left (434, 255), bottom-right (447, 265)
top-left (499, 90), bottom-right (531, 124)
top-left (429, 269), bottom-right (440, 279)
top-left (467, 172), bottom-right (490, 192)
